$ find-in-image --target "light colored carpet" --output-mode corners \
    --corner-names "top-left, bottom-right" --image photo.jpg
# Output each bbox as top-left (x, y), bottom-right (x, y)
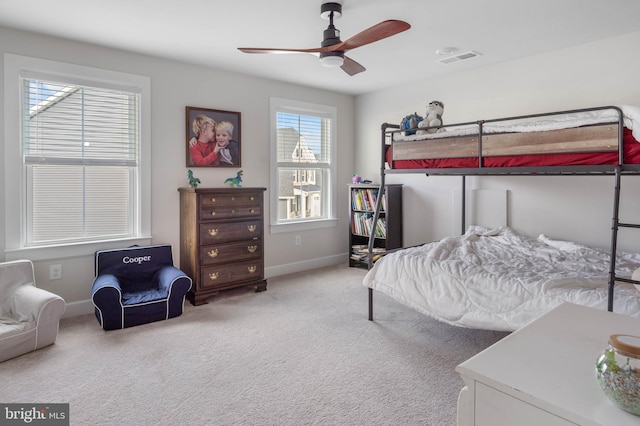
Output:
top-left (0, 264), bottom-right (508, 425)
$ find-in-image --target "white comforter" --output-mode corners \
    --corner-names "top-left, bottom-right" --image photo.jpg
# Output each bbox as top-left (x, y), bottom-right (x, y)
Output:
top-left (363, 226), bottom-right (640, 331)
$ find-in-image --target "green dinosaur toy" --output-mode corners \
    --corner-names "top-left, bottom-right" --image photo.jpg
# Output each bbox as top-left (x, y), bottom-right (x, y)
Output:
top-left (187, 169), bottom-right (201, 188)
top-left (225, 170), bottom-right (243, 187)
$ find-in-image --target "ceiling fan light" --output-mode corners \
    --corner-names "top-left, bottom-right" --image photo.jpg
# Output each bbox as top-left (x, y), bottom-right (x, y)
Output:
top-left (319, 52), bottom-right (344, 67)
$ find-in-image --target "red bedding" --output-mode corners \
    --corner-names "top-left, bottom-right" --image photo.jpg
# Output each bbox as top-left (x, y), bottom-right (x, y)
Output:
top-left (387, 128), bottom-right (640, 169)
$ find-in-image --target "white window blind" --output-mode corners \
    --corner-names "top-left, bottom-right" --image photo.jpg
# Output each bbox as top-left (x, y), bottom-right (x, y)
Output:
top-left (22, 78), bottom-right (139, 245)
top-left (276, 113), bottom-right (331, 166)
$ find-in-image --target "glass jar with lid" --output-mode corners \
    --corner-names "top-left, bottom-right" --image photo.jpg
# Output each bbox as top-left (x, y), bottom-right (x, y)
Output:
top-left (595, 334), bottom-right (640, 416)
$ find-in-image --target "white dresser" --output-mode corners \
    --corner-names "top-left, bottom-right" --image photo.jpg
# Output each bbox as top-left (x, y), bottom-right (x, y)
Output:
top-left (456, 303), bottom-right (640, 426)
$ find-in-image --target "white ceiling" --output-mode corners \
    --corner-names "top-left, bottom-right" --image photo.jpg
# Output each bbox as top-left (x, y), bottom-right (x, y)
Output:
top-left (2, 0), bottom-right (640, 96)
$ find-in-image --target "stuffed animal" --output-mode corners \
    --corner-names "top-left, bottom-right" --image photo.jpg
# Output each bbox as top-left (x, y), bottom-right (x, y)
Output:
top-left (417, 101), bottom-right (445, 135)
top-left (400, 112), bottom-right (423, 136)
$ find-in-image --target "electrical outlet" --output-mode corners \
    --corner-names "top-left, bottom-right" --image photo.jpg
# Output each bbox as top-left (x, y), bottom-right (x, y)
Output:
top-left (295, 235), bottom-right (302, 246)
top-left (49, 264), bottom-right (62, 280)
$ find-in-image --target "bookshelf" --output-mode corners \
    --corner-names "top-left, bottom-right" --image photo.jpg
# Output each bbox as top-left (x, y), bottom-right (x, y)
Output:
top-left (348, 184), bottom-right (402, 268)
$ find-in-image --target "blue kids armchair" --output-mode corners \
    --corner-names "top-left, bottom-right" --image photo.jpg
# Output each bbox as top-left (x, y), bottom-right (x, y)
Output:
top-left (91, 245), bottom-right (192, 330)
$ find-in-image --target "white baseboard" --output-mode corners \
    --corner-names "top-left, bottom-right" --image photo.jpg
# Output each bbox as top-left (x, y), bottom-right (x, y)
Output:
top-left (62, 254), bottom-right (348, 318)
top-left (265, 253), bottom-right (346, 278)
top-left (62, 299), bottom-right (94, 318)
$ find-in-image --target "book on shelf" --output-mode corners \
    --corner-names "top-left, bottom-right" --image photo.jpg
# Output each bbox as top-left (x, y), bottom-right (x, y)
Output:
top-left (351, 245), bottom-right (386, 254)
top-left (363, 190), bottom-right (372, 211)
top-left (351, 187), bottom-right (386, 212)
top-left (351, 213), bottom-right (386, 238)
top-left (350, 245), bottom-right (386, 262)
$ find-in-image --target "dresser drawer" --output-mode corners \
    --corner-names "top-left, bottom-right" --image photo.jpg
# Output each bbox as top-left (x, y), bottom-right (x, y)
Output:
top-left (199, 204), bottom-right (262, 220)
top-left (200, 260), bottom-right (264, 289)
top-left (200, 240), bottom-right (262, 265)
top-left (199, 220), bottom-right (262, 244)
top-left (199, 192), bottom-right (262, 220)
top-left (200, 191), bottom-right (262, 208)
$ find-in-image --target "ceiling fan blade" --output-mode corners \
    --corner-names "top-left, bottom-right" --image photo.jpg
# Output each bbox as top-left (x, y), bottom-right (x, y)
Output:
top-left (341, 56), bottom-right (366, 76)
top-left (238, 46), bottom-right (331, 54)
top-left (339, 20), bottom-right (410, 52)
top-left (239, 20), bottom-right (410, 55)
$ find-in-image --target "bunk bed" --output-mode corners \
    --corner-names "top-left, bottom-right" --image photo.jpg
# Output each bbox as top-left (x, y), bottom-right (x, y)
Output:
top-left (363, 105), bottom-right (640, 332)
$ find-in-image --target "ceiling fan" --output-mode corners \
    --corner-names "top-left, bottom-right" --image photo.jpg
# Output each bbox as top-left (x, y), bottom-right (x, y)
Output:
top-left (238, 2), bottom-right (410, 76)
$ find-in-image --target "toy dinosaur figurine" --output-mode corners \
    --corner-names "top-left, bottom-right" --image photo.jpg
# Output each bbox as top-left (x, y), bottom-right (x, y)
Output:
top-left (225, 170), bottom-right (243, 187)
top-left (187, 169), bottom-right (201, 188)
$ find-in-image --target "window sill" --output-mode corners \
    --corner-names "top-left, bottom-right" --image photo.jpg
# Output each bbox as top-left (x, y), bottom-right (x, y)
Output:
top-left (270, 218), bottom-right (337, 234)
top-left (4, 236), bottom-right (153, 262)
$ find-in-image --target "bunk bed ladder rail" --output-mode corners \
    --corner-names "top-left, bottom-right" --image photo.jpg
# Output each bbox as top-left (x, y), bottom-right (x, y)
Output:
top-left (366, 179), bottom-right (385, 320)
top-left (608, 166), bottom-right (640, 311)
top-left (368, 123), bottom-right (397, 320)
top-left (367, 181), bottom-right (383, 320)
top-left (607, 108), bottom-right (639, 312)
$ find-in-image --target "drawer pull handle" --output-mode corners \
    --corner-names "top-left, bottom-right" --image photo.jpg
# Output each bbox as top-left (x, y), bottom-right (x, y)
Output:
top-left (210, 197), bottom-right (216, 203)
top-left (250, 209), bottom-right (255, 214)
top-left (250, 196), bottom-right (255, 201)
top-left (208, 272), bottom-right (219, 280)
top-left (248, 266), bottom-right (257, 273)
top-left (231, 197), bottom-right (235, 201)
top-left (231, 209), bottom-right (235, 214)
top-left (247, 245), bottom-right (257, 253)
top-left (247, 225), bottom-right (257, 232)
top-left (210, 211), bottom-right (216, 217)
top-left (207, 249), bottom-right (219, 258)
top-left (208, 228), bottom-right (219, 236)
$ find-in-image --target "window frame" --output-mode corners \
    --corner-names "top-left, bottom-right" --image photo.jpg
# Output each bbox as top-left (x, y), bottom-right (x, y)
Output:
top-left (269, 97), bottom-right (337, 234)
top-left (3, 54), bottom-right (151, 261)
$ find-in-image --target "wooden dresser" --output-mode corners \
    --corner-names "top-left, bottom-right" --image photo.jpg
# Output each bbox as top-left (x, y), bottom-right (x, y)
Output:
top-left (178, 187), bottom-right (267, 305)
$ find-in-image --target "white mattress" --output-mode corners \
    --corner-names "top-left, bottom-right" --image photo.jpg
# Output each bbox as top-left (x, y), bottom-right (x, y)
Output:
top-left (393, 105), bottom-right (640, 142)
top-left (363, 226), bottom-right (640, 331)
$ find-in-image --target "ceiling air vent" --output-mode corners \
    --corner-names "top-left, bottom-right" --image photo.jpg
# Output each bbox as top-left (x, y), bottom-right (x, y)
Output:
top-left (436, 51), bottom-right (482, 65)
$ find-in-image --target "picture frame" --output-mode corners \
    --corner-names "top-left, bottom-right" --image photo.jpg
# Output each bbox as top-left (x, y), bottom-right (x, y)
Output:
top-left (185, 106), bottom-right (241, 167)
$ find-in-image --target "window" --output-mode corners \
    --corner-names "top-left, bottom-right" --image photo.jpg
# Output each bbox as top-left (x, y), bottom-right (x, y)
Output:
top-left (24, 80), bottom-right (137, 244)
top-left (270, 98), bottom-right (337, 232)
top-left (4, 54), bottom-right (151, 260)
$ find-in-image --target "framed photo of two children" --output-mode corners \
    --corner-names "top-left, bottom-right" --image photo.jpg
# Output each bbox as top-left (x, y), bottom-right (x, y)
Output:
top-left (185, 106), bottom-right (241, 167)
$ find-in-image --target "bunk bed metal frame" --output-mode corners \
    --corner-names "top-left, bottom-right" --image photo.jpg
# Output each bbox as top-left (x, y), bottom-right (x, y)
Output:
top-left (367, 106), bottom-right (640, 321)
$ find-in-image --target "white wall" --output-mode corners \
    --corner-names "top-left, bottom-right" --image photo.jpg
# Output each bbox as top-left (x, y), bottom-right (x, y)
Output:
top-left (0, 27), bottom-right (355, 316)
top-left (355, 31), bottom-right (640, 251)
top-left (4, 26), bottom-right (640, 318)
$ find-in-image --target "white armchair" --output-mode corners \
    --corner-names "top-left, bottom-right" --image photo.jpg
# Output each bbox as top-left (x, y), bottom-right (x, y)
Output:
top-left (0, 259), bottom-right (66, 363)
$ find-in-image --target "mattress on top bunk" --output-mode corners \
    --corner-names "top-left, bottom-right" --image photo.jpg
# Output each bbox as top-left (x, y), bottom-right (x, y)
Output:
top-left (388, 127), bottom-right (640, 168)
top-left (387, 105), bottom-right (640, 169)
top-left (363, 225), bottom-right (640, 332)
